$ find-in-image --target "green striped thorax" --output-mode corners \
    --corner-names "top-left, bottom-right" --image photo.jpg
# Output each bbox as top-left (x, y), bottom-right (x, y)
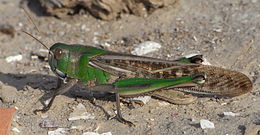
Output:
top-left (48, 43), bottom-right (110, 84)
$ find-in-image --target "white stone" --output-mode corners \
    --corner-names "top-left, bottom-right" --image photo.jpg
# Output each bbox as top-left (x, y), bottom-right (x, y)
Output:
top-left (48, 128), bottom-right (68, 135)
top-left (82, 132), bottom-right (99, 135)
top-left (131, 41), bottom-right (161, 55)
top-left (5, 55), bottom-right (23, 63)
top-left (40, 121), bottom-right (59, 128)
top-left (102, 42), bottom-right (111, 47)
top-left (82, 132), bottom-right (112, 135)
top-left (101, 132), bottom-right (112, 135)
top-left (193, 36), bottom-right (198, 41)
top-left (81, 24), bottom-right (86, 30)
top-left (31, 55), bottom-right (38, 59)
top-left (12, 127), bottom-right (20, 133)
top-left (202, 58), bottom-right (211, 65)
top-left (41, 114), bottom-right (49, 119)
top-left (220, 102), bottom-right (227, 105)
top-left (223, 112), bottom-right (240, 117)
top-left (158, 101), bottom-right (170, 106)
top-left (129, 96), bottom-right (151, 104)
top-left (39, 49), bottom-right (49, 53)
top-left (18, 22), bottom-right (23, 27)
top-left (74, 103), bottom-right (86, 109)
top-left (70, 125), bottom-right (85, 130)
top-left (200, 119), bottom-right (215, 129)
top-left (254, 76), bottom-right (260, 84)
top-left (213, 28), bottom-right (222, 32)
top-left (92, 37), bottom-right (99, 44)
top-left (68, 103), bottom-right (95, 121)
top-left (68, 112), bottom-right (95, 121)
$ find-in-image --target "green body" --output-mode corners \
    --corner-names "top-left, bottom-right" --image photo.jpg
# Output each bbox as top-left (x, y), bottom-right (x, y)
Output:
top-left (49, 43), bottom-right (110, 84)
top-left (115, 76), bottom-right (194, 96)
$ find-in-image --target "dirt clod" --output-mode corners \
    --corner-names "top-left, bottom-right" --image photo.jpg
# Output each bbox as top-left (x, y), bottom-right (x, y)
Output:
top-left (0, 85), bottom-right (18, 103)
top-left (36, 0), bottom-right (177, 20)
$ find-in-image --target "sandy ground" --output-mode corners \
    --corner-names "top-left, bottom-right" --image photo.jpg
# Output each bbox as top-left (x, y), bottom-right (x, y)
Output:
top-left (0, 0), bottom-right (259, 135)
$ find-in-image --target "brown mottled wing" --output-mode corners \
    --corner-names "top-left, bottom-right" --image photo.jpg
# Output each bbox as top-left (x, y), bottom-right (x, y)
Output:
top-left (89, 52), bottom-right (197, 78)
top-left (89, 52), bottom-right (253, 97)
top-left (176, 65), bottom-right (253, 97)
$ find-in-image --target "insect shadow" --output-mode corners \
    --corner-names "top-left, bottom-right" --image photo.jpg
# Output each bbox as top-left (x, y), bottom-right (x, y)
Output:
top-left (0, 72), bottom-right (115, 118)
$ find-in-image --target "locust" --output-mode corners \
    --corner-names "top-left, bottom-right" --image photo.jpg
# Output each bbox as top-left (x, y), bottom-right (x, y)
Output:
top-left (21, 9), bottom-right (252, 125)
top-left (22, 30), bottom-right (253, 126)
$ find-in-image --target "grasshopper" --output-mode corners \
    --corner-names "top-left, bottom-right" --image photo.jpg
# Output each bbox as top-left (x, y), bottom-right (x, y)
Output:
top-left (22, 31), bottom-right (252, 126)
top-left (21, 10), bottom-right (252, 126)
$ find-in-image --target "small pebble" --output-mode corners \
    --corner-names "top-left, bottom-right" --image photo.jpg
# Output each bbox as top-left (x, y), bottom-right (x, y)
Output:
top-left (68, 103), bottom-right (95, 121)
top-left (213, 28), bottom-right (222, 32)
top-left (82, 132), bottom-right (99, 135)
top-left (18, 22), bottom-right (23, 27)
top-left (220, 102), bottom-right (227, 106)
top-left (31, 55), bottom-right (38, 60)
top-left (200, 119), bottom-right (215, 129)
top-left (149, 118), bottom-right (154, 121)
top-left (201, 58), bottom-right (211, 65)
top-left (39, 121), bottom-right (59, 128)
top-left (11, 127), bottom-right (20, 133)
top-left (31, 49), bottom-right (49, 61)
top-left (131, 41), bottom-right (161, 56)
top-left (5, 55), bottom-right (22, 63)
top-left (102, 42), bottom-right (111, 48)
top-left (92, 37), bottom-right (99, 44)
top-left (254, 76), bottom-right (260, 84)
top-left (193, 36), bottom-right (198, 41)
top-left (81, 24), bottom-right (90, 31)
top-left (70, 125), bottom-right (85, 130)
top-left (48, 128), bottom-right (68, 135)
top-left (223, 112), bottom-right (240, 117)
top-left (82, 132), bottom-right (112, 135)
top-left (39, 49), bottom-right (49, 53)
top-left (129, 96), bottom-right (151, 104)
top-left (41, 114), bottom-right (49, 119)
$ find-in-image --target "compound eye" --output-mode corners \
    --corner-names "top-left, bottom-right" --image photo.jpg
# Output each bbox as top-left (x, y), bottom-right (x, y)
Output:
top-left (54, 48), bottom-right (63, 59)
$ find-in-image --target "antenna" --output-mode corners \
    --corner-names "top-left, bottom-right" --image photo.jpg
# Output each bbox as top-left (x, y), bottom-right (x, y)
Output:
top-left (22, 30), bottom-right (49, 50)
top-left (22, 7), bottom-right (41, 34)
top-left (21, 7), bottom-right (51, 52)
